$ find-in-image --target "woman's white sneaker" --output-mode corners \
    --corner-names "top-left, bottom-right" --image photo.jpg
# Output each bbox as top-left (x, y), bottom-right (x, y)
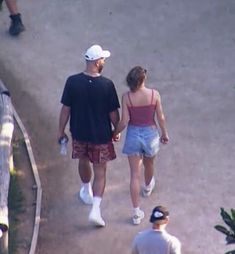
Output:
top-left (142, 177), bottom-right (155, 197)
top-left (132, 210), bottom-right (145, 225)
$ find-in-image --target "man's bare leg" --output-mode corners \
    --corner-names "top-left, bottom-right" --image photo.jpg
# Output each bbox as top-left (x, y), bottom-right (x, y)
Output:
top-left (78, 158), bottom-right (93, 205)
top-left (92, 162), bottom-right (106, 197)
top-left (78, 158), bottom-right (92, 183)
top-left (89, 162), bottom-right (107, 227)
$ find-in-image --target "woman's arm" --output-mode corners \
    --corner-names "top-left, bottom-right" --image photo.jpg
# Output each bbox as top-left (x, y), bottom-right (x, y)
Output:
top-left (155, 91), bottom-right (169, 144)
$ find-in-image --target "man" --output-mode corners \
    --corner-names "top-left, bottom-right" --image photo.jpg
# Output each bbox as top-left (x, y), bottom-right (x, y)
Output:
top-left (4, 0), bottom-right (25, 36)
top-left (58, 44), bottom-right (120, 227)
top-left (132, 206), bottom-right (181, 254)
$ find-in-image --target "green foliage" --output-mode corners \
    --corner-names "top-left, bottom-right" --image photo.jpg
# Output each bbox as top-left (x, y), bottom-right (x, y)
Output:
top-left (12, 137), bottom-right (25, 155)
top-left (8, 168), bottom-right (24, 254)
top-left (215, 208), bottom-right (235, 254)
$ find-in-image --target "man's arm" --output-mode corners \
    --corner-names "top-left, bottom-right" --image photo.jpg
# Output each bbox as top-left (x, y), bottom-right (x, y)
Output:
top-left (58, 105), bottom-right (70, 142)
top-left (109, 108), bottom-right (120, 142)
top-left (109, 109), bottom-right (120, 130)
top-left (113, 94), bottom-right (129, 136)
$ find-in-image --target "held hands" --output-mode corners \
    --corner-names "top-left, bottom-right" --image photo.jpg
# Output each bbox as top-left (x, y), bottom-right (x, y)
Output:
top-left (112, 132), bottom-right (121, 142)
top-left (160, 133), bottom-right (169, 144)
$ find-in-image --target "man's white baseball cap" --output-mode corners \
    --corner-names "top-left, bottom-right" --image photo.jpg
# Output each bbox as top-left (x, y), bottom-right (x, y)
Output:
top-left (85, 44), bottom-right (111, 61)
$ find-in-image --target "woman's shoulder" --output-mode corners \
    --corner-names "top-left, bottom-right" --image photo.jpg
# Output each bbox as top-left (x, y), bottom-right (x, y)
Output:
top-left (121, 92), bottom-right (130, 102)
top-left (149, 87), bottom-right (159, 93)
top-left (122, 91), bottom-right (130, 98)
top-left (151, 88), bottom-right (160, 98)
top-left (148, 88), bottom-right (160, 105)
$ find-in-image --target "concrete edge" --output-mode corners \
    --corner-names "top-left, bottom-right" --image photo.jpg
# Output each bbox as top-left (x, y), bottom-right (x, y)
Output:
top-left (13, 107), bottom-right (42, 254)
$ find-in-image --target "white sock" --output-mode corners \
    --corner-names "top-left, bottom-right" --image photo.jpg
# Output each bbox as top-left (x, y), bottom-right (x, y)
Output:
top-left (133, 207), bottom-right (141, 215)
top-left (82, 182), bottom-right (91, 192)
top-left (93, 196), bottom-right (102, 208)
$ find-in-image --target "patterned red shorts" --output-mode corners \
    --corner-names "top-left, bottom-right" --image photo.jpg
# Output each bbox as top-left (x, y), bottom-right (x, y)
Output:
top-left (72, 140), bottom-right (116, 164)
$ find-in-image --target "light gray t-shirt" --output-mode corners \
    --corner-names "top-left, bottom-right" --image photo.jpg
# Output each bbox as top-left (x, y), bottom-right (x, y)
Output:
top-left (132, 229), bottom-right (181, 254)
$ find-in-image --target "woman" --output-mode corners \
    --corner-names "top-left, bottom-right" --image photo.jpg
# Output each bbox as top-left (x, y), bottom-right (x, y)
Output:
top-left (114, 66), bottom-right (169, 225)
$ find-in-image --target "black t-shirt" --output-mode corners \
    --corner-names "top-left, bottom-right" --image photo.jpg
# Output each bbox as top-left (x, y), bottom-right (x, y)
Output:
top-left (61, 73), bottom-right (120, 144)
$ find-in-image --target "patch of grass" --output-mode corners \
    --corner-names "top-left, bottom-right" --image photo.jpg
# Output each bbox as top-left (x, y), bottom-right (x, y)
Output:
top-left (8, 167), bottom-right (24, 254)
top-left (12, 137), bottom-right (25, 155)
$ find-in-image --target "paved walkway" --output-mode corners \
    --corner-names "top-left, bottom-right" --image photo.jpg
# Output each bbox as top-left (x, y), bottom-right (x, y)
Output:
top-left (0, 1), bottom-right (235, 253)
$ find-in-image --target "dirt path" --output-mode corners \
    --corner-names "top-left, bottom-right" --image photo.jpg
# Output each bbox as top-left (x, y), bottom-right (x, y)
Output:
top-left (0, 1), bottom-right (235, 253)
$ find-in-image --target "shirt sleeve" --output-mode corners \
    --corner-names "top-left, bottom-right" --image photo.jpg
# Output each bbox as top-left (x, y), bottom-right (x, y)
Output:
top-left (108, 82), bottom-right (120, 112)
top-left (169, 237), bottom-right (181, 254)
top-left (61, 77), bottom-right (72, 107)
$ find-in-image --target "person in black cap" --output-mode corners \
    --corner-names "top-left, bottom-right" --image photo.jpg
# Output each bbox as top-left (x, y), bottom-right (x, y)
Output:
top-left (132, 206), bottom-right (181, 254)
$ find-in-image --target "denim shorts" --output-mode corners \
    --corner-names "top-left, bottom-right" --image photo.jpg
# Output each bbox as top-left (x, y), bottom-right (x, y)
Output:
top-left (122, 125), bottom-right (160, 157)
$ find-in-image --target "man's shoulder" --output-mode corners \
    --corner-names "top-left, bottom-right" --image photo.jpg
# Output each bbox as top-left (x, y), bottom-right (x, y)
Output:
top-left (65, 73), bottom-right (85, 88)
top-left (169, 234), bottom-right (181, 245)
top-left (163, 231), bottom-right (181, 249)
top-left (99, 75), bottom-right (114, 85)
top-left (67, 73), bottom-right (83, 80)
top-left (134, 229), bottom-right (152, 240)
top-left (164, 231), bottom-right (180, 240)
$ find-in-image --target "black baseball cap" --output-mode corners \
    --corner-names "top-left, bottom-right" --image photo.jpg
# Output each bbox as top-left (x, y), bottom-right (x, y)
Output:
top-left (150, 206), bottom-right (169, 223)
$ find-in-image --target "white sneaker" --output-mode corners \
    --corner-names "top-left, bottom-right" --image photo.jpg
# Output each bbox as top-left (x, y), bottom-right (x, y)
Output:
top-left (132, 210), bottom-right (145, 225)
top-left (89, 207), bottom-right (105, 227)
top-left (142, 177), bottom-right (155, 197)
top-left (79, 186), bottom-right (93, 205)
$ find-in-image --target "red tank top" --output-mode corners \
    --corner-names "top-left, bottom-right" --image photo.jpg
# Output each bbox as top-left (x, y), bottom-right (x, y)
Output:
top-left (127, 90), bottom-right (156, 126)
